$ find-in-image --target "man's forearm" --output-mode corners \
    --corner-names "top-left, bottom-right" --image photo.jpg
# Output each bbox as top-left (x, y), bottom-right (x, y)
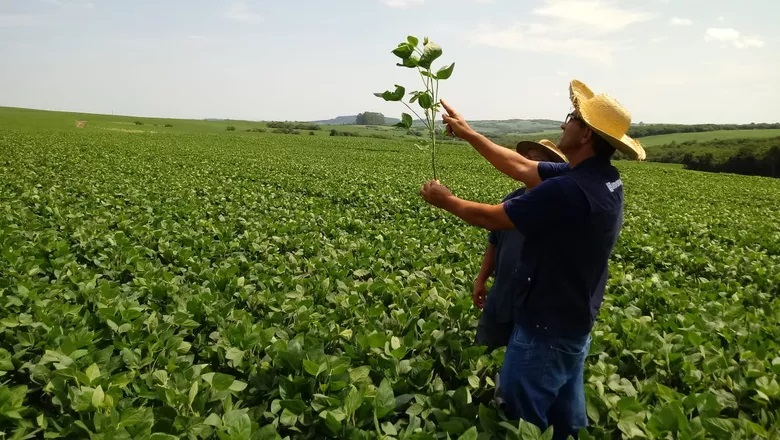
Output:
top-left (439, 196), bottom-right (515, 231)
top-left (462, 131), bottom-right (541, 187)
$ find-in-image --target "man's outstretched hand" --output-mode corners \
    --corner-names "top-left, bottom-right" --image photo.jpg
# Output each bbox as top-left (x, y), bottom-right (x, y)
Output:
top-left (420, 179), bottom-right (454, 209)
top-left (441, 99), bottom-right (476, 140)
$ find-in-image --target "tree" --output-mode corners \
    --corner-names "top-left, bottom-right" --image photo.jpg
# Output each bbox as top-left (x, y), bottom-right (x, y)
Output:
top-left (356, 112), bottom-right (386, 126)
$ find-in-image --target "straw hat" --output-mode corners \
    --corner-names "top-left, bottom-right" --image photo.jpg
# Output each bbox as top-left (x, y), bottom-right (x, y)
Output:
top-left (516, 139), bottom-right (567, 163)
top-left (569, 80), bottom-right (646, 160)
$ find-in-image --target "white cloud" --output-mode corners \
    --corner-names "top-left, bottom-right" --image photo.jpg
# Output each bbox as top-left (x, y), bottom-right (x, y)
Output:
top-left (469, 23), bottom-right (618, 63)
top-left (533, 0), bottom-right (655, 33)
top-left (475, 0), bottom-right (495, 3)
top-left (382, 0), bottom-right (425, 8)
top-left (717, 16), bottom-right (725, 22)
top-left (649, 36), bottom-right (669, 44)
top-left (224, 2), bottom-right (262, 23)
top-left (0, 13), bottom-right (42, 27)
top-left (669, 16), bottom-right (692, 26)
top-left (468, 1), bottom-right (653, 64)
top-left (705, 28), bottom-right (765, 49)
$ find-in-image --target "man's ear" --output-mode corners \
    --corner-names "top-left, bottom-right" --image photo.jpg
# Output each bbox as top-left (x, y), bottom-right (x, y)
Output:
top-left (581, 126), bottom-right (594, 145)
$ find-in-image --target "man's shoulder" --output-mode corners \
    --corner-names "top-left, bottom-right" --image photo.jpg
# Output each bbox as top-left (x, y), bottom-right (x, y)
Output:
top-left (501, 187), bottom-right (527, 202)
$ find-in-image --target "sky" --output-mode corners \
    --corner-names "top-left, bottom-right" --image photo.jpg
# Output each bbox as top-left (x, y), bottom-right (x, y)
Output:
top-left (1, 0), bottom-right (778, 124)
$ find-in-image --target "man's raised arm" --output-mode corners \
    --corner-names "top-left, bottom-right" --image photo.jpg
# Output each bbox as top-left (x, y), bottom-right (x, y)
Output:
top-left (440, 99), bottom-right (542, 187)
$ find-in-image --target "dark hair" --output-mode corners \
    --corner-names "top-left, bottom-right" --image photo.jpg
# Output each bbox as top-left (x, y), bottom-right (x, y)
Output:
top-left (592, 132), bottom-right (616, 158)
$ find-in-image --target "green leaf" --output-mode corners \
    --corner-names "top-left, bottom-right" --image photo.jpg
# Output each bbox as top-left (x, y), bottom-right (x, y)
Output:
top-left (392, 43), bottom-right (414, 60)
top-left (0, 317), bottom-right (19, 328)
top-left (303, 359), bottom-right (321, 377)
top-left (344, 386), bottom-right (363, 416)
top-left (279, 408), bottom-right (298, 426)
top-left (117, 407), bottom-right (153, 430)
top-left (153, 370), bottom-right (168, 385)
top-left (281, 399), bottom-right (307, 415)
top-left (254, 425), bottom-right (282, 440)
top-left (394, 113), bottom-right (413, 130)
top-left (206, 372), bottom-right (236, 391)
top-left (349, 366), bottom-right (371, 383)
top-left (224, 412), bottom-right (252, 439)
top-left (374, 378), bottom-right (395, 418)
top-left (85, 363), bottom-right (101, 384)
top-left (374, 85), bottom-right (406, 102)
top-left (229, 380), bottom-right (247, 392)
top-left (92, 385), bottom-right (105, 408)
top-left (382, 421), bottom-right (398, 436)
top-left (436, 63), bottom-right (455, 80)
top-left (396, 56), bottom-right (420, 68)
top-left (407, 36), bottom-right (419, 47)
top-left (0, 349), bottom-right (13, 371)
top-left (702, 418), bottom-right (735, 439)
top-left (617, 419), bottom-right (647, 438)
top-left (204, 413), bottom-right (222, 427)
top-left (225, 347), bottom-right (244, 366)
top-left (353, 268), bottom-right (370, 279)
top-left (519, 419), bottom-right (543, 439)
top-left (478, 404), bottom-right (499, 433)
top-left (366, 331), bottom-right (386, 348)
top-left (417, 92), bottom-right (433, 109)
top-left (458, 427), bottom-right (478, 440)
top-left (418, 41), bottom-right (442, 69)
top-left (188, 380), bottom-right (198, 405)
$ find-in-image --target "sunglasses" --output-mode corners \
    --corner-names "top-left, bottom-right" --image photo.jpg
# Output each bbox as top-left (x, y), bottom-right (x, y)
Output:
top-left (564, 112), bottom-right (583, 125)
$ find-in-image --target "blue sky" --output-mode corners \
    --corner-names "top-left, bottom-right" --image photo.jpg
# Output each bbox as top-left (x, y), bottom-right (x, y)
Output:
top-left (1, 0), bottom-right (778, 124)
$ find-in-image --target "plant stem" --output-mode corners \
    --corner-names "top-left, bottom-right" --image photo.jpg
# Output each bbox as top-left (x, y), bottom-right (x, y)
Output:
top-left (430, 74), bottom-right (437, 181)
top-left (401, 102), bottom-right (425, 129)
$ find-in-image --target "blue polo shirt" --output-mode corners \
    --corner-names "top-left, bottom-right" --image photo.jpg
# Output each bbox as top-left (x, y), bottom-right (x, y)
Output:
top-left (484, 187), bottom-right (526, 324)
top-left (502, 156), bottom-right (624, 337)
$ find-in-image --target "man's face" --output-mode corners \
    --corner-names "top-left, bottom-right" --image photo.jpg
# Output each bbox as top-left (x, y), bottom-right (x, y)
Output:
top-left (558, 110), bottom-right (586, 155)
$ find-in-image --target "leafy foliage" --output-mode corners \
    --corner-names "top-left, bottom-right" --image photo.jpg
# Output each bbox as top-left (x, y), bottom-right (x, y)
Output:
top-left (628, 123), bottom-right (780, 139)
top-left (0, 126), bottom-right (779, 439)
top-left (375, 35), bottom-right (455, 180)
top-left (644, 136), bottom-right (780, 178)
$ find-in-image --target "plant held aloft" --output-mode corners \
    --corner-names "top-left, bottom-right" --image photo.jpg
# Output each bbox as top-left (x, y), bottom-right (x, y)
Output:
top-left (375, 36), bottom-right (454, 180)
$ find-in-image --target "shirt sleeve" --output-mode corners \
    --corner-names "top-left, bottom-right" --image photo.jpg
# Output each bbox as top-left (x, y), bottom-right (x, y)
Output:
top-left (502, 177), bottom-right (587, 236)
top-left (538, 162), bottom-right (569, 181)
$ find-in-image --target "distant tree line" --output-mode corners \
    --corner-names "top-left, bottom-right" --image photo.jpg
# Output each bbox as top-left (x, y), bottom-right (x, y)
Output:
top-left (356, 112), bottom-right (386, 126)
top-left (645, 137), bottom-right (780, 178)
top-left (330, 129), bottom-right (360, 137)
top-left (628, 123), bottom-right (780, 138)
top-left (267, 121), bottom-right (321, 131)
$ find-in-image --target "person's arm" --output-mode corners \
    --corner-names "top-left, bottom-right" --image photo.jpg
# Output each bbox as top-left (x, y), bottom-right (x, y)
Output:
top-left (419, 181), bottom-right (515, 230)
top-left (440, 99), bottom-right (543, 187)
top-left (473, 243), bottom-right (496, 310)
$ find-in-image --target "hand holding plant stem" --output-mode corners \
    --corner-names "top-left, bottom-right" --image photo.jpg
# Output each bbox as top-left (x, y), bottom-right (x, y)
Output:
top-left (374, 35), bottom-right (455, 181)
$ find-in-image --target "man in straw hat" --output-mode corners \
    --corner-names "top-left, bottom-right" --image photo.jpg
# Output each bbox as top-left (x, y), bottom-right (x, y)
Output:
top-left (419, 80), bottom-right (645, 439)
top-left (474, 139), bottom-right (566, 352)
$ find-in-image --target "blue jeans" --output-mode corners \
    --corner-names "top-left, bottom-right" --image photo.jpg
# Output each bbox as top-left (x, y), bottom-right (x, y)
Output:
top-left (498, 324), bottom-right (591, 440)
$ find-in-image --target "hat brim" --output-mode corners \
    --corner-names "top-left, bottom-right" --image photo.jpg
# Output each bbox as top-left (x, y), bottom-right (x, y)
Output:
top-left (570, 79), bottom-right (646, 160)
top-left (516, 140), bottom-right (567, 163)
top-left (570, 80), bottom-right (595, 108)
top-left (587, 123), bottom-right (646, 160)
